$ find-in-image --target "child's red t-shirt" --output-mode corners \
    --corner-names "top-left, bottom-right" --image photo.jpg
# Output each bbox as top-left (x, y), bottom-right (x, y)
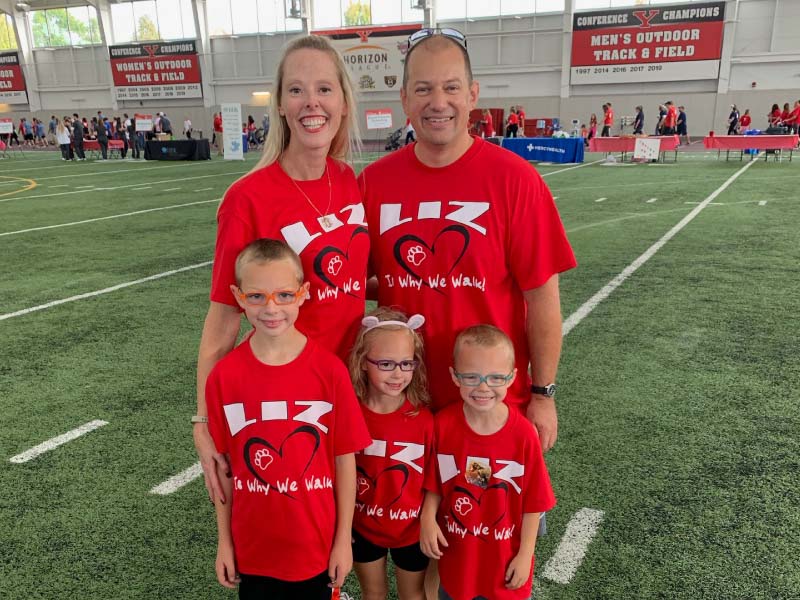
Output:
top-left (424, 403), bottom-right (556, 600)
top-left (354, 400), bottom-right (434, 549)
top-left (206, 339), bottom-right (371, 581)
top-left (210, 157), bottom-right (369, 361)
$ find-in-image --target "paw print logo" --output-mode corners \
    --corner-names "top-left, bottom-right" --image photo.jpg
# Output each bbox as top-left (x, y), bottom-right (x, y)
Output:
top-left (357, 477), bottom-right (370, 496)
top-left (254, 448), bottom-right (273, 471)
top-left (407, 245), bottom-right (427, 267)
top-left (454, 496), bottom-right (473, 516)
top-left (328, 255), bottom-right (343, 277)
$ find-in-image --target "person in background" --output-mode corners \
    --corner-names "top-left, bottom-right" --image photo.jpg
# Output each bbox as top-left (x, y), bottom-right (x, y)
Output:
top-left (56, 116), bottom-right (72, 160)
top-left (588, 113), bottom-right (597, 142)
top-left (404, 117), bottom-right (416, 145)
top-left (677, 105), bottom-right (690, 145)
top-left (727, 104), bottom-right (740, 135)
top-left (127, 115), bottom-right (140, 160)
top-left (116, 116), bottom-right (128, 158)
top-left (738, 109), bottom-right (751, 133)
top-left (72, 113), bottom-right (86, 160)
top-left (580, 123), bottom-right (588, 146)
top-left (780, 102), bottom-right (791, 126)
top-left (601, 102), bottom-right (613, 136)
top-left (784, 100), bottom-right (800, 135)
top-left (213, 111), bottom-right (223, 151)
top-left (161, 112), bottom-right (173, 136)
top-left (505, 107), bottom-right (519, 138)
top-left (94, 116), bottom-right (109, 160)
top-left (481, 109), bottom-right (494, 138)
top-left (47, 115), bottom-right (58, 146)
top-left (516, 105), bottom-right (526, 136)
top-left (768, 104), bottom-right (782, 127)
top-left (184, 115), bottom-right (193, 139)
top-left (633, 106), bottom-right (644, 135)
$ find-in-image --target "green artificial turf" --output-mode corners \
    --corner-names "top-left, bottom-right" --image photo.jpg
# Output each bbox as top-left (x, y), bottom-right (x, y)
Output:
top-left (1, 150), bottom-right (799, 599)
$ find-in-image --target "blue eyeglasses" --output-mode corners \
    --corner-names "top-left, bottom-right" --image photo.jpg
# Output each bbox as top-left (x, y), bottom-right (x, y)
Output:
top-left (453, 372), bottom-right (513, 387)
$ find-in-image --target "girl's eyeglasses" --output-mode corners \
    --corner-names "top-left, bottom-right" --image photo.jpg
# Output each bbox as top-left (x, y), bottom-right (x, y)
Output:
top-left (406, 27), bottom-right (467, 52)
top-left (365, 357), bottom-right (419, 372)
top-left (453, 372), bottom-right (513, 387)
top-left (236, 287), bottom-right (305, 306)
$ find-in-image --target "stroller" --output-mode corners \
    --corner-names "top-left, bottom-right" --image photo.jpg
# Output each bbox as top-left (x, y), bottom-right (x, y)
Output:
top-left (385, 126), bottom-right (403, 151)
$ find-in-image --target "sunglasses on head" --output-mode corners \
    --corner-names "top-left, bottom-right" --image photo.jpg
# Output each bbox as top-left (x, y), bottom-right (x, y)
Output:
top-left (406, 27), bottom-right (467, 52)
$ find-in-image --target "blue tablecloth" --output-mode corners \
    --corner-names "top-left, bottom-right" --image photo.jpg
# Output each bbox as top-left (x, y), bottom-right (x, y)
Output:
top-left (501, 137), bottom-right (584, 163)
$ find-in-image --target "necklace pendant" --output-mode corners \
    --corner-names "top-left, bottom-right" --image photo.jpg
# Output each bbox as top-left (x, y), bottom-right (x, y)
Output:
top-left (321, 216), bottom-right (333, 230)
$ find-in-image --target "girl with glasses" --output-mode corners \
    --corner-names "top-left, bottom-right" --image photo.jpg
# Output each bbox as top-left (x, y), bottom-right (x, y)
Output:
top-left (347, 308), bottom-right (434, 600)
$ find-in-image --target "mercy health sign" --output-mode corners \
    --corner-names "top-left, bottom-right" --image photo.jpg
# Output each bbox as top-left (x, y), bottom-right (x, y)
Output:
top-left (313, 24), bottom-right (421, 93)
top-left (0, 52), bottom-right (28, 105)
top-left (109, 40), bottom-right (202, 101)
top-left (570, 1), bottom-right (725, 85)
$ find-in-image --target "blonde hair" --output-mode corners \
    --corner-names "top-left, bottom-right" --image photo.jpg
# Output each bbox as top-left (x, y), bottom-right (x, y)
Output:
top-left (251, 35), bottom-right (361, 173)
top-left (453, 324), bottom-right (515, 368)
top-left (348, 307), bottom-right (430, 411)
top-left (234, 238), bottom-right (303, 287)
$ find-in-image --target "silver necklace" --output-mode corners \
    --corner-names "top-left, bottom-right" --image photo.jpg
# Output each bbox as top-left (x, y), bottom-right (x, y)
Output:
top-left (287, 163), bottom-right (333, 230)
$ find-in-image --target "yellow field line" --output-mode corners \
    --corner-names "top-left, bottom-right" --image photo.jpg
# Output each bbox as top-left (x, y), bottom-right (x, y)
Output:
top-left (0, 176), bottom-right (36, 198)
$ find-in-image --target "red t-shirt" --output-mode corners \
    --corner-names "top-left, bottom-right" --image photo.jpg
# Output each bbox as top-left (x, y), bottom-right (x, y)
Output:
top-left (739, 115), bottom-right (752, 129)
top-left (517, 110), bottom-right (526, 122)
top-left (604, 108), bottom-right (614, 126)
top-left (780, 110), bottom-right (790, 123)
top-left (213, 115), bottom-right (223, 132)
top-left (424, 403), bottom-right (556, 600)
top-left (206, 339), bottom-right (371, 581)
top-left (507, 113), bottom-right (519, 126)
top-left (482, 113), bottom-right (494, 138)
top-left (770, 108), bottom-right (782, 125)
top-left (211, 157), bottom-right (369, 360)
top-left (354, 400), bottom-right (434, 548)
top-left (785, 107), bottom-right (800, 125)
top-left (664, 106), bottom-right (678, 128)
top-left (359, 137), bottom-right (576, 411)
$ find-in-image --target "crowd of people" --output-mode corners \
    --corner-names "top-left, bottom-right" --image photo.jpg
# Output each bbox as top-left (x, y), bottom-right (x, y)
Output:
top-left (728, 101), bottom-right (800, 135)
top-left (195, 29), bottom-right (573, 600)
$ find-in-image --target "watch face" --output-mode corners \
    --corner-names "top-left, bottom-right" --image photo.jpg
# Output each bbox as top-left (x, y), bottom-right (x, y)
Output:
top-left (544, 384), bottom-right (557, 397)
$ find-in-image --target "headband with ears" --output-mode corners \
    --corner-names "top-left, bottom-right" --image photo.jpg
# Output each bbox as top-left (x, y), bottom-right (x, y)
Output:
top-left (361, 314), bottom-right (425, 332)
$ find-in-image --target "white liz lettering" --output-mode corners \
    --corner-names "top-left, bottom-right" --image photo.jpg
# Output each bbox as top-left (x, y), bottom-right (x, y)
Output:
top-left (494, 460), bottom-right (525, 494)
top-left (261, 401), bottom-right (288, 421)
top-left (379, 201), bottom-right (490, 235)
top-left (294, 401), bottom-right (333, 434)
top-left (363, 439), bottom-right (387, 456)
top-left (281, 222), bottom-right (321, 255)
top-left (224, 403), bottom-right (256, 436)
top-left (341, 203), bottom-right (368, 226)
top-left (390, 442), bottom-right (425, 474)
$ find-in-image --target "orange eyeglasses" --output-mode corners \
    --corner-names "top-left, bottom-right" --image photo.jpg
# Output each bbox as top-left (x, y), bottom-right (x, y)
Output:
top-left (236, 287), bottom-right (306, 306)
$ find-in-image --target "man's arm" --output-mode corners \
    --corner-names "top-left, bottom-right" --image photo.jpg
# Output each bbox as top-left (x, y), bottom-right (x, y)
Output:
top-left (523, 274), bottom-right (563, 452)
top-left (195, 301), bottom-right (242, 503)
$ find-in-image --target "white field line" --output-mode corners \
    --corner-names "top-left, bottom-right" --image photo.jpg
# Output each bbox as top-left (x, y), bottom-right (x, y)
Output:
top-left (194, 187), bottom-right (213, 191)
top-left (758, 200), bottom-right (767, 206)
top-left (150, 462), bottom-right (204, 495)
top-left (0, 170), bottom-right (246, 203)
top-left (50, 184), bottom-right (69, 188)
top-left (163, 187), bottom-right (181, 192)
top-left (0, 261), bottom-right (212, 321)
top-left (541, 159), bottom-right (603, 177)
top-left (685, 201), bottom-right (723, 205)
top-left (595, 197), bottom-right (606, 203)
top-left (552, 196), bottom-right (559, 200)
top-left (565, 207), bottom-right (690, 234)
top-left (0, 198), bottom-right (221, 238)
top-left (9, 420), bottom-right (108, 463)
top-left (131, 186), bottom-right (152, 191)
top-left (562, 153), bottom-right (759, 337)
top-left (646, 197), bottom-right (657, 203)
top-left (0, 157), bottom-right (219, 178)
top-left (540, 508), bottom-right (605, 584)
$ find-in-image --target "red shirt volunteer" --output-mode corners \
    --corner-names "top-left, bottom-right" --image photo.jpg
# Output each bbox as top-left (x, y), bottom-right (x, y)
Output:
top-left (482, 112), bottom-right (494, 138)
top-left (207, 339), bottom-right (371, 581)
top-left (359, 137), bottom-right (576, 411)
top-left (604, 107), bottom-right (614, 126)
top-left (739, 114), bottom-right (752, 129)
top-left (665, 105), bottom-right (677, 129)
top-left (424, 403), bottom-right (556, 600)
top-left (211, 157), bottom-right (368, 360)
top-left (507, 112), bottom-right (518, 126)
top-left (354, 400), bottom-right (434, 548)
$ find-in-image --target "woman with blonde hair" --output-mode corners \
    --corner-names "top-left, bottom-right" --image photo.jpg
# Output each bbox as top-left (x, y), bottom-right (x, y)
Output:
top-left (193, 34), bottom-right (367, 515)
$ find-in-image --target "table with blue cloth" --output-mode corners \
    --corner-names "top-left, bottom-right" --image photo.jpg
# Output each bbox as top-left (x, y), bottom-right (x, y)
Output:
top-left (501, 137), bottom-right (584, 164)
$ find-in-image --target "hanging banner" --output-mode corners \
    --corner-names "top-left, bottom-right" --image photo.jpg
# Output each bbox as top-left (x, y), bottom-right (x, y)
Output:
top-left (0, 52), bottom-right (28, 105)
top-left (108, 40), bottom-right (202, 101)
top-left (221, 103), bottom-right (244, 161)
top-left (313, 24), bottom-right (421, 93)
top-left (571, 1), bottom-right (725, 84)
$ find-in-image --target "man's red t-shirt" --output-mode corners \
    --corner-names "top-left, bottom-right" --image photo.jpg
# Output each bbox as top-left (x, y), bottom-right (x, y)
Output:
top-left (213, 115), bottom-right (223, 132)
top-left (207, 339), bottom-right (371, 581)
top-left (785, 106), bottom-right (800, 125)
top-left (354, 400), bottom-right (434, 549)
top-left (665, 106), bottom-right (678, 128)
top-left (211, 158), bottom-right (368, 360)
top-left (359, 137), bottom-right (576, 411)
top-left (424, 403), bottom-right (556, 600)
top-left (604, 108), bottom-right (614, 126)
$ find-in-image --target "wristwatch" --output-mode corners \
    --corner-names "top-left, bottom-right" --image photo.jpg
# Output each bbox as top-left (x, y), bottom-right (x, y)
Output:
top-left (530, 383), bottom-right (557, 397)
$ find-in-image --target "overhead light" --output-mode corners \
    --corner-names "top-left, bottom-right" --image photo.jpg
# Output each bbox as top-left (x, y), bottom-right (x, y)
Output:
top-left (15, 2), bottom-right (31, 11)
top-left (252, 92), bottom-right (271, 97)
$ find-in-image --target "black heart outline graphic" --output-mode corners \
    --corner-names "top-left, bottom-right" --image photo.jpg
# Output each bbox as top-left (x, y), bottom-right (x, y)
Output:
top-left (313, 226), bottom-right (369, 298)
top-left (356, 464), bottom-right (410, 516)
top-left (392, 224), bottom-right (470, 295)
top-left (243, 425), bottom-right (321, 500)
top-left (450, 482), bottom-right (509, 534)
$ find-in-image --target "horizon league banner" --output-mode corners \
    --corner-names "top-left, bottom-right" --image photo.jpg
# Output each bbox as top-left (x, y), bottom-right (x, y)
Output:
top-left (0, 52), bottom-right (28, 105)
top-left (109, 40), bottom-right (202, 101)
top-left (313, 25), bottom-right (421, 93)
top-left (571, 1), bottom-right (725, 85)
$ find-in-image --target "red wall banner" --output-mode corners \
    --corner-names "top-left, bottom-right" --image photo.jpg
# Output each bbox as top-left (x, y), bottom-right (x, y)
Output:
top-left (571, 1), bottom-right (725, 85)
top-left (0, 52), bottom-right (28, 105)
top-left (108, 40), bottom-right (202, 101)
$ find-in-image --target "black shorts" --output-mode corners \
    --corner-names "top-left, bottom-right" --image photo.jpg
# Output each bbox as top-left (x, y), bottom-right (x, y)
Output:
top-left (238, 570), bottom-right (331, 600)
top-left (677, 126), bottom-right (687, 135)
top-left (352, 528), bottom-right (429, 572)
